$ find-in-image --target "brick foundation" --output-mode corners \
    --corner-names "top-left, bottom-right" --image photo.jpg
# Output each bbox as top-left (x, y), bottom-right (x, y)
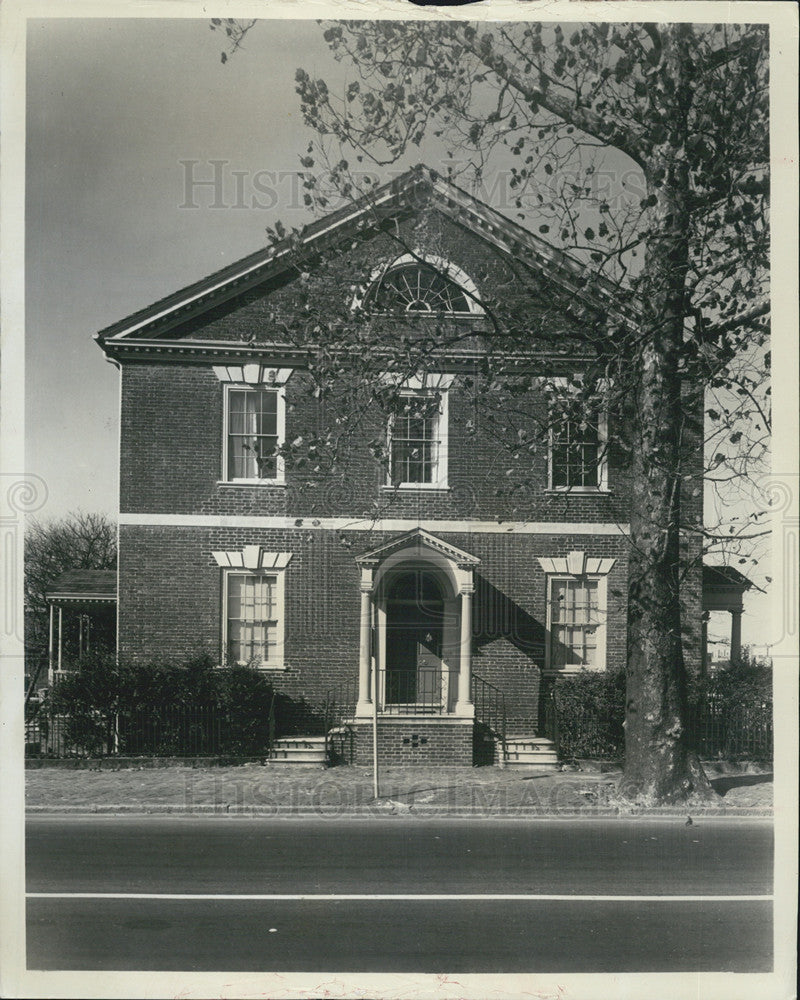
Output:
top-left (348, 718), bottom-right (474, 766)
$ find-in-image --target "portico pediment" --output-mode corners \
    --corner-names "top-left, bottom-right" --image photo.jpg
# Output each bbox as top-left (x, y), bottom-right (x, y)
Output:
top-left (355, 527), bottom-right (480, 570)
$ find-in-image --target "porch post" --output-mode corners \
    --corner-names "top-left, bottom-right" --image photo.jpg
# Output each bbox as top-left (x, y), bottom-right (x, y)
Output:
top-left (730, 609), bottom-right (743, 663)
top-left (356, 566), bottom-right (374, 716)
top-left (57, 606), bottom-right (63, 674)
top-left (455, 580), bottom-right (475, 716)
top-left (700, 611), bottom-right (709, 686)
top-left (48, 603), bottom-right (54, 686)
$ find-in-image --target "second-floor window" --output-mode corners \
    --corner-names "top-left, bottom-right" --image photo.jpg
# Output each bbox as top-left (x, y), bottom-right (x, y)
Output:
top-left (225, 386), bottom-right (283, 482)
top-left (388, 391), bottom-right (447, 488)
top-left (549, 415), bottom-right (604, 490)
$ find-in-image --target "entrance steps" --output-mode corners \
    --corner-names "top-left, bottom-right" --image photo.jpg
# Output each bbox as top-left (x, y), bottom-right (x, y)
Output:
top-left (503, 735), bottom-right (560, 770)
top-left (269, 736), bottom-right (328, 765)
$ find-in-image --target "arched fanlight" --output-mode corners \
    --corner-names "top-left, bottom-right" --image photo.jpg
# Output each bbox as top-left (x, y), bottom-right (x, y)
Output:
top-left (364, 262), bottom-right (475, 314)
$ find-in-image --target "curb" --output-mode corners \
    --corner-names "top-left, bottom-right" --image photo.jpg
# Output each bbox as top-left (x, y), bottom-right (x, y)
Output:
top-left (26, 804), bottom-right (774, 819)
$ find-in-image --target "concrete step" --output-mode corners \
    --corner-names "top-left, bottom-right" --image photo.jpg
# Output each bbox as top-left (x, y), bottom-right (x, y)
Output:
top-left (273, 736), bottom-right (327, 748)
top-left (269, 736), bottom-right (328, 764)
top-left (504, 735), bottom-right (560, 770)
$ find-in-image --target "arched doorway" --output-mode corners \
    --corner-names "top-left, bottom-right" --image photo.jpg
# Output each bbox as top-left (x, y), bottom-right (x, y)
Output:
top-left (384, 569), bottom-right (445, 711)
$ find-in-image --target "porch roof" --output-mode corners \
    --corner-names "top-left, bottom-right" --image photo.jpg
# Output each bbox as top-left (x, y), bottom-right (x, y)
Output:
top-left (702, 564), bottom-right (753, 613)
top-left (46, 570), bottom-right (117, 604)
top-left (355, 527), bottom-right (481, 569)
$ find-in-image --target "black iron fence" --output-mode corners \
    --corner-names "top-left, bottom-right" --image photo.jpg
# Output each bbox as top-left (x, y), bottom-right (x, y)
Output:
top-left (688, 697), bottom-right (773, 760)
top-left (25, 701), bottom-right (275, 759)
top-left (545, 689), bottom-right (773, 762)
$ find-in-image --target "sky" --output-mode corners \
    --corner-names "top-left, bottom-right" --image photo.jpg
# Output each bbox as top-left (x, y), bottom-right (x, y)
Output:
top-left (24, 16), bottom-right (774, 646)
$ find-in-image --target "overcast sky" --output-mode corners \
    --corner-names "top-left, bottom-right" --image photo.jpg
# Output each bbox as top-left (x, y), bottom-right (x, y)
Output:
top-left (25, 16), bottom-right (773, 646)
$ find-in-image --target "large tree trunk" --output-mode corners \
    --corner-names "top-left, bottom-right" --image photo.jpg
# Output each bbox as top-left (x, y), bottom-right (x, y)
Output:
top-left (622, 27), bottom-right (714, 804)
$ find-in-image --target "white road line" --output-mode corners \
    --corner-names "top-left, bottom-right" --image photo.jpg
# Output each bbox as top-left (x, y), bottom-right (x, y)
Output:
top-left (26, 892), bottom-right (773, 902)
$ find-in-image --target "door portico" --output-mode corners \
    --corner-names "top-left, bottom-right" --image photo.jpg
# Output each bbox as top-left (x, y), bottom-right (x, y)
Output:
top-left (354, 528), bottom-right (480, 720)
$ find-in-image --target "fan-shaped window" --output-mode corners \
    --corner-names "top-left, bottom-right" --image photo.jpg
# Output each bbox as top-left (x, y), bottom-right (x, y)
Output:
top-left (365, 263), bottom-right (473, 314)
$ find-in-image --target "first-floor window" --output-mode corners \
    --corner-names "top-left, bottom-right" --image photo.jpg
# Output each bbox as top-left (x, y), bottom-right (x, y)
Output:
top-left (226, 572), bottom-right (280, 666)
top-left (549, 577), bottom-right (602, 670)
top-left (389, 391), bottom-right (446, 486)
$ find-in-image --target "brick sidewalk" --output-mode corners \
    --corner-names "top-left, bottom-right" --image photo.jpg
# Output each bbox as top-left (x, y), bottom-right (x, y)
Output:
top-left (25, 763), bottom-right (773, 817)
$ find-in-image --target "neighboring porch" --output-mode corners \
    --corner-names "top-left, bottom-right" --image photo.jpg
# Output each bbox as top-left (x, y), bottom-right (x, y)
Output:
top-left (701, 565), bottom-right (754, 676)
top-left (44, 570), bottom-right (117, 688)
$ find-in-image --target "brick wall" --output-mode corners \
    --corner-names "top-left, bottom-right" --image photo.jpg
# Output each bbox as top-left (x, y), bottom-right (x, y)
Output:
top-left (118, 523), bottom-right (628, 735)
top-left (119, 360), bottom-right (632, 525)
top-left (348, 719), bottom-right (473, 766)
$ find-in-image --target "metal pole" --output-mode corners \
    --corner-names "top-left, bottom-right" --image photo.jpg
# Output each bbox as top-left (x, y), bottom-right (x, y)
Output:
top-left (372, 681), bottom-right (380, 799)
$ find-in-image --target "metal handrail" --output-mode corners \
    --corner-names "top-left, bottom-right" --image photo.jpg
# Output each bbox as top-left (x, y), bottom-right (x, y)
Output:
top-left (542, 686), bottom-right (560, 756)
top-left (376, 668), bottom-right (459, 714)
top-left (471, 672), bottom-right (507, 751)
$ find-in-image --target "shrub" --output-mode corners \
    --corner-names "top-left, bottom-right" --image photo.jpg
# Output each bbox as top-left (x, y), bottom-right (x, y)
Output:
top-left (552, 670), bottom-right (626, 760)
top-left (45, 652), bottom-right (284, 757)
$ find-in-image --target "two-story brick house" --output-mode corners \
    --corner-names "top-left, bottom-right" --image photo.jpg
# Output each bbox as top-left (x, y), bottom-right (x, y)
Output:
top-left (96, 165), bottom-right (702, 766)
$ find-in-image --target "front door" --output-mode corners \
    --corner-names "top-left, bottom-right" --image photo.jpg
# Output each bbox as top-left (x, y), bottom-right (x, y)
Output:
top-left (385, 571), bottom-right (444, 710)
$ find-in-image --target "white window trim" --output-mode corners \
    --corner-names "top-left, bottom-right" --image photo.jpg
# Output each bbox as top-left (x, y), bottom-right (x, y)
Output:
top-left (221, 382), bottom-right (287, 485)
top-left (545, 376), bottom-right (610, 493)
top-left (543, 573), bottom-right (608, 676)
top-left (219, 559), bottom-right (289, 671)
top-left (539, 552), bottom-right (615, 676)
top-left (385, 386), bottom-right (450, 490)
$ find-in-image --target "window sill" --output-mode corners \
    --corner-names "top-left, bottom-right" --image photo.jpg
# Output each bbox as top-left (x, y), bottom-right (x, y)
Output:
top-left (542, 665), bottom-right (606, 676)
top-left (217, 480), bottom-right (287, 488)
top-left (381, 484), bottom-right (451, 493)
top-left (219, 663), bottom-right (288, 672)
top-left (544, 487), bottom-right (612, 495)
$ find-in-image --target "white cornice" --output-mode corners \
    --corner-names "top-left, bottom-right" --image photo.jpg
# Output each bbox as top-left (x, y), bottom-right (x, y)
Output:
top-left (120, 512), bottom-right (628, 536)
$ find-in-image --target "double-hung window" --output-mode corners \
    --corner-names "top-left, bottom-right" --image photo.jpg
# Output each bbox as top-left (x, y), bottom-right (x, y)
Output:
top-left (225, 571), bottom-right (281, 667)
top-left (225, 387), bottom-right (282, 482)
top-left (388, 391), bottom-right (447, 487)
top-left (550, 415), bottom-right (602, 490)
top-left (548, 577), bottom-right (603, 671)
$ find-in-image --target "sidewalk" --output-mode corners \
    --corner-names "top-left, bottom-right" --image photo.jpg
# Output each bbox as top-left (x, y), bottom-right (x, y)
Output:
top-left (25, 761), bottom-right (773, 817)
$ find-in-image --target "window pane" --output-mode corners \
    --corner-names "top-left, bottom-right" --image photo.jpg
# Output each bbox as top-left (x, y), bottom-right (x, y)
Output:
top-left (227, 389), bottom-right (279, 479)
top-left (390, 394), bottom-right (440, 484)
top-left (227, 574), bottom-right (279, 665)
top-left (551, 416), bottom-right (600, 487)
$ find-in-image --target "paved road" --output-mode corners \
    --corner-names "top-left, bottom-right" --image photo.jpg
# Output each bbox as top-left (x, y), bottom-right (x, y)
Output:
top-left (26, 816), bottom-right (773, 972)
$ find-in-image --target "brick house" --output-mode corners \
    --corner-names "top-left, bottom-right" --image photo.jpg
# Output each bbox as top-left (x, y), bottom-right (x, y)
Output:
top-left (96, 166), bottom-right (703, 766)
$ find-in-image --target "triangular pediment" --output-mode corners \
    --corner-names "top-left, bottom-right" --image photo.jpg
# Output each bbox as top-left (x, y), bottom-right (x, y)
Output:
top-left (96, 164), bottom-right (625, 354)
top-left (356, 527), bottom-right (480, 569)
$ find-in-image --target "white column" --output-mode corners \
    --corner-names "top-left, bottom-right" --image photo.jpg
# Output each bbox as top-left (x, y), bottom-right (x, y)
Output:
top-left (57, 606), bottom-right (63, 674)
top-left (730, 609), bottom-right (743, 663)
top-left (48, 603), bottom-right (54, 687)
top-left (356, 567), bottom-right (374, 717)
top-left (455, 584), bottom-right (475, 716)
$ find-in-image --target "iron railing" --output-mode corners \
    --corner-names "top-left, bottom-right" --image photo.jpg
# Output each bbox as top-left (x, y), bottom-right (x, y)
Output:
top-left (547, 687), bottom-right (773, 762)
top-left (376, 668), bottom-right (459, 714)
top-left (323, 675), bottom-right (359, 763)
top-left (541, 686), bottom-right (560, 755)
top-left (471, 672), bottom-right (507, 747)
top-left (688, 698), bottom-right (773, 760)
top-left (24, 702), bottom-right (275, 759)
